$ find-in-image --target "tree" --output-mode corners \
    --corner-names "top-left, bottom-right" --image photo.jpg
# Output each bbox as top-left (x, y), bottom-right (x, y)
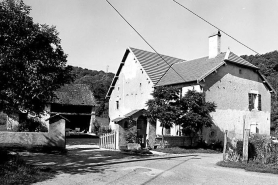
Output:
top-left (179, 90), bottom-right (216, 145)
top-left (0, 0), bottom-right (73, 115)
top-left (146, 87), bottom-right (216, 147)
top-left (146, 86), bottom-right (180, 146)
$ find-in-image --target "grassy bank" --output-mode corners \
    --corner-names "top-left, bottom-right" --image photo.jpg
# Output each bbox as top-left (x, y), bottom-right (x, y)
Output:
top-left (217, 161), bottom-right (278, 175)
top-left (154, 147), bottom-right (220, 154)
top-left (0, 148), bottom-right (56, 185)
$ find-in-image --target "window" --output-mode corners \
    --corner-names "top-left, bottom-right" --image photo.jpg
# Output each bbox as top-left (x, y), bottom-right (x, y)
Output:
top-left (116, 101), bottom-right (119, 110)
top-left (124, 121), bottom-right (128, 129)
top-left (249, 93), bottom-right (261, 111)
top-left (250, 123), bottom-right (259, 134)
top-left (165, 125), bottom-right (171, 135)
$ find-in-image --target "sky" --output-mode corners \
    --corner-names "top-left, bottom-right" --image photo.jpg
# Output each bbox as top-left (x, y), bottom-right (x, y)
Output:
top-left (23, 0), bottom-right (278, 74)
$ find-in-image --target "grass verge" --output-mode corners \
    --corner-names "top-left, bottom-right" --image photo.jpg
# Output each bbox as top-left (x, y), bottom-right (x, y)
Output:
top-left (0, 148), bottom-right (56, 185)
top-left (217, 161), bottom-right (278, 175)
top-left (154, 147), bottom-right (220, 154)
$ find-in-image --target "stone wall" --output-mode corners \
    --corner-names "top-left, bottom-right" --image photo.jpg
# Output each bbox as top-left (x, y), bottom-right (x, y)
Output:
top-left (0, 119), bottom-right (65, 149)
top-left (155, 136), bottom-right (198, 147)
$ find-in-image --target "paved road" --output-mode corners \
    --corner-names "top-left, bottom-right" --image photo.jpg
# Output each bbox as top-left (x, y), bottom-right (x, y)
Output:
top-left (24, 147), bottom-right (278, 185)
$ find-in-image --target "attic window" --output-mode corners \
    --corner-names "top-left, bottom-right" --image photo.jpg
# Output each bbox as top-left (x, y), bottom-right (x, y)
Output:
top-left (118, 87), bottom-right (120, 91)
top-left (239, 69), bottom-right (242, 74)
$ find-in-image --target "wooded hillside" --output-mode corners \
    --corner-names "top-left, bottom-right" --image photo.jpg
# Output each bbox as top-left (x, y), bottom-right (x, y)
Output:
top-left (70, 66), bottom-right (114, 118)
top-left (241, 51), bottom-right (278, 133)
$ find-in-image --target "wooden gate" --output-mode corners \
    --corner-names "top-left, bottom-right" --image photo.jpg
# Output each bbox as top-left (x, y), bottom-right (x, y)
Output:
top-left (99, 131), bottom-right (117, 149)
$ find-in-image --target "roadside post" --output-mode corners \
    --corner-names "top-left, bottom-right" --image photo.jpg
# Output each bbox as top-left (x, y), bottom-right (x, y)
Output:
top-left (223, 130), bottom-right (228, 161)
top-left (243, 129), bottom-right (250, 163)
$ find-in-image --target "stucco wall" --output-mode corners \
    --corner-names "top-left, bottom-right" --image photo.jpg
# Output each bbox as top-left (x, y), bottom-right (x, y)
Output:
top-left (109, 51), bottom-right (154, 130)
top-left (0, 119), bottom-right (65, 149)
top-left (203, 63), bottom-right (271, 142)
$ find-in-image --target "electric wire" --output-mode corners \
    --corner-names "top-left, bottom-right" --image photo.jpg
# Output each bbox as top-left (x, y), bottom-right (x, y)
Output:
top-left (173, 0), bottom-right (260, 55)
top-left (106, 0), bottom-right (187, 85)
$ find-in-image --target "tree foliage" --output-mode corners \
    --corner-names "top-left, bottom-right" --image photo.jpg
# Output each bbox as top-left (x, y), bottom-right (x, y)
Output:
top-left (146, 87), bottom-right (216, 146)
top-left (0, 0), bottom-right (73, 115)
top-left (146, 86), bottom-right (180, 134)
top-left (178, 90), bottom-right (216, 140)
top-left (70, 66), bottom-right (114, 117)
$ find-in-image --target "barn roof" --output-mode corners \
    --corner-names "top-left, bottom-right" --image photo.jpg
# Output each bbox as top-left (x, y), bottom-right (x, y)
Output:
top-left (53, 84), bottom-right (96, 106)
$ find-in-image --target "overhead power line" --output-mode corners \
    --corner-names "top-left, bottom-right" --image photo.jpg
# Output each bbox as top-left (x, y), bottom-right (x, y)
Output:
top-left (173, 0), bottom-right (260, 55)
top-left (106, 0), bottom-right (187, 85)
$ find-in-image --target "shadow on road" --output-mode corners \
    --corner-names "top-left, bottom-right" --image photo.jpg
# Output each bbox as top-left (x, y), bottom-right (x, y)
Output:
top-left (20, 145), bottom-right (170, 175)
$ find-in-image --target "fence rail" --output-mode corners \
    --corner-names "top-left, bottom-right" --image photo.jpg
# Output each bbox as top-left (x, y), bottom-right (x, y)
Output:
top-left (99, 131), bottom-right (116, 149)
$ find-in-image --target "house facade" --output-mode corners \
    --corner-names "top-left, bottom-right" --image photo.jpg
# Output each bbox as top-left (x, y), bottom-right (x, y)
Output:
top-left (106, 31), bottom-right (274, 149)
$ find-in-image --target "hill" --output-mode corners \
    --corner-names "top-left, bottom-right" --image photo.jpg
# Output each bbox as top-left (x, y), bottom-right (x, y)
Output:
top-left (70, 66), bottom-right (114, 117)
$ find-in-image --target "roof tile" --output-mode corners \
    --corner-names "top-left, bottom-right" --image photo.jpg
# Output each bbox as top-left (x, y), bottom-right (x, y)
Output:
top-left (53, 84), bottom-right (96, 106)
top-left (130, 47), bottom-right (184, 84)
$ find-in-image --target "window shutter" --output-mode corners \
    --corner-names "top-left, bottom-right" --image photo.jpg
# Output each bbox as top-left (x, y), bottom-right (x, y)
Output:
top-left (248, 93), bottom-right (252, 111)
top-left (258, 94), bottom-right (262, 111)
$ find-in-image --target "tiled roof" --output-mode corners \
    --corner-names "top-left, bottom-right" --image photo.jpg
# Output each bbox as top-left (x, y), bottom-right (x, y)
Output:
top-left (227, 52), bottom-right (258, 69)
top-left (112, 109), bottom-right (146, 123)
top-left (130, 47), bottom-right (184, 85)
top-left (157, 51), bottom-right (259, 86)
top-left (53, 84), bottom-right (96, 106)
top-left (157, 53), bottom-right (226, 86)
top-left (106, 47), bottom-right (264, 98)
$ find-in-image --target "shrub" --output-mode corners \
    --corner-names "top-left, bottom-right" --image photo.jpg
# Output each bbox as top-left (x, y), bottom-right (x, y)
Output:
top-left (235, 140), bottom-right (256, 160)
top-left (124, 119), bottom-right (137, 143)
top-left (124, 125), bottom-right (137, 143)
top-left (18, 117), bottom-right (48, 132)
top-left (249, 134), bottom-right (278, 164)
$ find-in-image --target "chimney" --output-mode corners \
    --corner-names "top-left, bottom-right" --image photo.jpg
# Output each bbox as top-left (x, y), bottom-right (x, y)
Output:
top-left (209, 31), bottom-right (221, 58)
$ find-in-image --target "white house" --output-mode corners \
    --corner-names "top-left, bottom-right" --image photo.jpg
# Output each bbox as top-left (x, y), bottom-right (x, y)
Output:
top-left (106, 31), bottom-right (274, 149)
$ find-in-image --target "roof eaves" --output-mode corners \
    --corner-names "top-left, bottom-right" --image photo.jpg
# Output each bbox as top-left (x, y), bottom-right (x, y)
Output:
top-left (105, 49), bottom-right (130, 99)
top-left (197, 61), bottom-right (226, 83)
top-left (156, 80), bottom-right (197, 87)
top-left (257, 71), bottom-right (276, 94)
top-left (225, 60), bottom-right (259, 70)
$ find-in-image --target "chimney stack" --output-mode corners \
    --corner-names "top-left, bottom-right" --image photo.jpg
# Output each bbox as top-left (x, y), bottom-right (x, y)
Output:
top-left (209, 31), bottom-right (221, 58)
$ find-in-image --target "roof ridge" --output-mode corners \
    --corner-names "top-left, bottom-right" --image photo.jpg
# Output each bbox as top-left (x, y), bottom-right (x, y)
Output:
top-left (129, 47), bottom-right (185, 61)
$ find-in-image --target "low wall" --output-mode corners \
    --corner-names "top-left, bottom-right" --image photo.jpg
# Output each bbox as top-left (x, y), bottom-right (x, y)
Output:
top-left (0, 119), bottom-right (65, 149)
top-left (155, 136), bottom-right (198, 147)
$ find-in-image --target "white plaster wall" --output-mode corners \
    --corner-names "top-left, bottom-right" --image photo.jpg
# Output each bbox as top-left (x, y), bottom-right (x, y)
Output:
top-left (40, 105), bottom-right (50, 130)
top-left (109, 51), bottom-right (154, 130)
top-left (182, 85), bottom-right (202, 95)
top-left (203, 64), bottom-right (271, 142)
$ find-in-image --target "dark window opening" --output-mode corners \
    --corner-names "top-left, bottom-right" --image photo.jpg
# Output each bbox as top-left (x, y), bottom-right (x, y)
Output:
top-left (248, 93), bottom-right (262, 111)
top-left (116, 101), bottom-right (119, 110)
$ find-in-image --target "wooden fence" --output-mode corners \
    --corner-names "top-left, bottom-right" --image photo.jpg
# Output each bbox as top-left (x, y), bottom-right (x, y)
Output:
top-left (99, 131), bottom-right (117, 149)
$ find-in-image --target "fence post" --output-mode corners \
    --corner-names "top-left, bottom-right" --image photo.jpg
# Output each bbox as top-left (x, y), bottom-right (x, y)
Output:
top-left (223, 130), bottom-right (228, 161)
top-left (243, 129), bottom-right (250, 163)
